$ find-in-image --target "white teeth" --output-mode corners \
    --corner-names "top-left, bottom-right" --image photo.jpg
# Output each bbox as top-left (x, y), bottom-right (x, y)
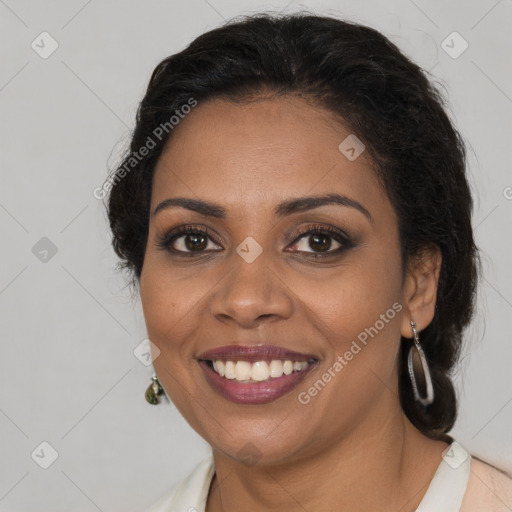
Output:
top-left (224, 361), bottom-right (236, 379)
top-left (269, 360), bottom-right (283, 378)
top-left (235, 361), bottom-right (252, 381)
top-left (211, 359), bottom-right (313, 381)
top-left (252, 361), bottom-right (270, 381)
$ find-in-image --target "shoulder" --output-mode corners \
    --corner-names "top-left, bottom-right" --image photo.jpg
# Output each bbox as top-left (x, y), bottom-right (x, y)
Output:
top-left (143, 454), bottom-right (215, 512)
top-left (460, 456), bottom-right (512, 512)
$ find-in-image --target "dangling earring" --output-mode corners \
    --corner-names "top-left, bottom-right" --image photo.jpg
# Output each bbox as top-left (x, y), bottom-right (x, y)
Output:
top-left (408, 320), bottom-right (434, 407)
top-left (145, 374), bottom-right (165, 405)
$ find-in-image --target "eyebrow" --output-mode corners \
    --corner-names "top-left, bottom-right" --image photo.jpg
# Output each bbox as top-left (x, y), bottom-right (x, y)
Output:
top-left (152, 192), bottom-right (373, 224)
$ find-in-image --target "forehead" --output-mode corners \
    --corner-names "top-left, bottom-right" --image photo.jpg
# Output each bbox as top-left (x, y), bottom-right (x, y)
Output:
top-left (151, 96), bottom-right (388, 214)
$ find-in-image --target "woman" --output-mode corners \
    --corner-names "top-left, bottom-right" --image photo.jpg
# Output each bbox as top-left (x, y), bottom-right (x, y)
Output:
top-left (106, 13), bottom-right (512, 512)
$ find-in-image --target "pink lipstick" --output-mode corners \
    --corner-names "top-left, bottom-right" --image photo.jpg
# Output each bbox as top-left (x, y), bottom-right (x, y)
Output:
top-left (197, 345), bottom-right (318, 405)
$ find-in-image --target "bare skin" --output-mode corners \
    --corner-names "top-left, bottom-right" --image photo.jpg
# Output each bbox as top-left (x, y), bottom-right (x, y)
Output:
top-left (139, 95), bottom-right (448, 512)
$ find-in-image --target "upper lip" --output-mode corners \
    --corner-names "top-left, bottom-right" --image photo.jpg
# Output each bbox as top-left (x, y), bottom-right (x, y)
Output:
top-left (197, 345), bottom-right (318, 362)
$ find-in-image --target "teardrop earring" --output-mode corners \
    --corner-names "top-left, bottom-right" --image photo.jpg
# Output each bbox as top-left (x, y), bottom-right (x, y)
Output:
top-left (145, 374), bottom-right (165, 405)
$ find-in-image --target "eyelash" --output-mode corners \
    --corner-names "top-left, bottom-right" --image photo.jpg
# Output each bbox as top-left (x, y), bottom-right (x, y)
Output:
top-left (155, 223), bottom-right (354, 258)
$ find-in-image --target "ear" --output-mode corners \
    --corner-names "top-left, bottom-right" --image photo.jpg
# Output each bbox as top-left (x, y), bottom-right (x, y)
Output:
top-left (400, 244), bottom-right (442, 338)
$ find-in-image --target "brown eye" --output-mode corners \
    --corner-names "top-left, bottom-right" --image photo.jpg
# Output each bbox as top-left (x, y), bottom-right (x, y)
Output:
top-left (291, 232), bottom-right (343, 254)
top-left (285, 224), bottom-right (355, 257)
top-left (170, 232), bottom-right (219, 253)
top-left (308, 234), bottom-right (334, 252)
top-left (183, 233), bottom-right (208, 251)
top-left (156, 225), bottom-right (222, 254)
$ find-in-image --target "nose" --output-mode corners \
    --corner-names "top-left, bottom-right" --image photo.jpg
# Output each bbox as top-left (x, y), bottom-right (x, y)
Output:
top-left (210, 252), bottom-right (293, 329)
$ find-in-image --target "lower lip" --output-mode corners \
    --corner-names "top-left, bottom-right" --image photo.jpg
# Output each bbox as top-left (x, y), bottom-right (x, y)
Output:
top-left (198, 360), bottom-right (316, 405)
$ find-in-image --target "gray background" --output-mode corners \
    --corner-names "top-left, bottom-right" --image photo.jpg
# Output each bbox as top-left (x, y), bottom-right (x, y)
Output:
top-left (1, 0), bottom-right (511, 510)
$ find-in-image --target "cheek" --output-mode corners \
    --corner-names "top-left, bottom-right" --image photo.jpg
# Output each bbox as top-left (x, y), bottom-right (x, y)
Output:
top-left (140, 255), bottom-right (201, 341)
top-left (292, 262), bottom-right (404, 425)
top-left (139, 261), bottom-right (189, 365)
top-left (291, 249), bottom-right (405, 397)
top-left (139, 262), bottom-right (203, 411)
top-left (295, 254), bottom-right (403, 332)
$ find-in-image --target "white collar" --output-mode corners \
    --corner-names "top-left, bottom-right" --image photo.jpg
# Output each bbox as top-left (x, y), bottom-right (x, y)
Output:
top-left (416, 441), bottom-right (471, 511)
top-left (145, 441), bottom-right (471, 512)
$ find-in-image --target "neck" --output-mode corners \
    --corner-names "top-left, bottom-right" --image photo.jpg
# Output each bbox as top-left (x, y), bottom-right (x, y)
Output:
top-left (206, 396), bottom-right (449, 512)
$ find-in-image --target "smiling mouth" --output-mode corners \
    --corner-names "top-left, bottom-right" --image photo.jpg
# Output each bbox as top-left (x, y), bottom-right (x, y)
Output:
top-left (205, 359), bottom-right (316, 382)
top-left (197, 345), bottom-right (319, 404)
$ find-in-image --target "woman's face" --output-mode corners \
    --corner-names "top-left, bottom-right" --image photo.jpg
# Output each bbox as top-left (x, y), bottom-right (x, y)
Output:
top-left (140, 96), bottom-right (415, 465)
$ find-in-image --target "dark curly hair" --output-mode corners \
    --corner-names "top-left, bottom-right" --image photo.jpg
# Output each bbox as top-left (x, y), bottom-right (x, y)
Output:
top-left (106, 13), bottom-right (479, 440)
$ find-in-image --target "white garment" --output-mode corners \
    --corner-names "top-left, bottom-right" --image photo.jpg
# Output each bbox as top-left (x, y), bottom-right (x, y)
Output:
top-left (143, 441), bottom-right (511, 511)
